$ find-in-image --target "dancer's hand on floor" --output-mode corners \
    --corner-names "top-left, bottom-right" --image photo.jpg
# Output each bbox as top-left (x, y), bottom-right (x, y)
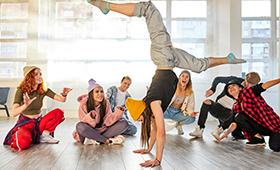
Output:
top-left (218, 132), bottom-right (228, 142)
top-left (133, 149), bottom-right (150, 154)
top-left (140, 159), bottom-right (160, 168)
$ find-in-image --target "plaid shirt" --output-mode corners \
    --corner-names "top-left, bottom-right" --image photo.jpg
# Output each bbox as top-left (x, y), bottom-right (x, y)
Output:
top-left (232, 84), bottom-right (280, 140)
top-left (3, 114), bottom-right (41, 145)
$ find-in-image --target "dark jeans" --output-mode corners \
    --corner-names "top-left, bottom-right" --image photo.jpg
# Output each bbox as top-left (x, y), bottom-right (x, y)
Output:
top-left (236, 112), bottom-right (280, 151)
top-left (198, 100), bottom-right (233, 130)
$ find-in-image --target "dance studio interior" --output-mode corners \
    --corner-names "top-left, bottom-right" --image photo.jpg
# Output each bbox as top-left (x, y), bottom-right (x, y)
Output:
top-left (0, 0), bottom-right (280, 169)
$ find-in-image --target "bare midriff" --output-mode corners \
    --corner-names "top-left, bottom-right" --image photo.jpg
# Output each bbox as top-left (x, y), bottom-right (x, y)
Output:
top-left (171, 102), bottom-right (182, 109)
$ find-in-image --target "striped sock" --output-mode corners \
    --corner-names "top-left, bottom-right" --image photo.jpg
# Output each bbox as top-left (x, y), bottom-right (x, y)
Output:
top-left (226, 53), bottom-right (247, 64)
top-left (88, 0), bottom-right (110, 14)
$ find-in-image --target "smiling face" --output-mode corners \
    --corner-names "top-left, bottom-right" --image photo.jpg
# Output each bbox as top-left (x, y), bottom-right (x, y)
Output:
top-left (119, 78), bottom-right (131, 92)
top-left (34, 69), bottom-right (42, 85)
top-left (227, 84), bottom-right (242, 98)
top-left (92, 86), bottom-right (104, 105)
top-left (179, 72), bottom-right (190, 87)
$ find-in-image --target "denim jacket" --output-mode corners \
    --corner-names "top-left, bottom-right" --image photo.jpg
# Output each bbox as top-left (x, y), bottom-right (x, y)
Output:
top-left (106, 86), bottom-right (131, 120)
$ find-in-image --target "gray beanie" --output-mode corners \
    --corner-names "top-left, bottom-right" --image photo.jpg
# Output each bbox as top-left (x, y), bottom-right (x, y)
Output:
top-left (179, 70), bottom-right (191, 80)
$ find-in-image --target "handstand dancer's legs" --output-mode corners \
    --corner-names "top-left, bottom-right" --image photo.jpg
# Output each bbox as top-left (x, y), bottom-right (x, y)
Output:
top-left (88, 0), bottom-right (135, 16)
top-left (109, 3), bottom-right (135, 17)
top-left (88, 0), bottom-right (246, 73)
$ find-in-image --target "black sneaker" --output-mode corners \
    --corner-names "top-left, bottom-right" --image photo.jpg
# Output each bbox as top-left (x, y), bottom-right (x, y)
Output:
top-left (246, 137), bottom-right (266, 146)
top-left (232, 133), bottom-right (246, 141)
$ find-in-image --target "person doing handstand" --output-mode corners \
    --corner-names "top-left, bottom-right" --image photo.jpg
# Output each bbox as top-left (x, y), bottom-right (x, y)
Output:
top-left (88, 0), bottom-right (246, 167)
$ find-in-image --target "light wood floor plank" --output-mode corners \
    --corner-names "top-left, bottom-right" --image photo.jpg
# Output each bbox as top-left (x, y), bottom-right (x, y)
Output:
top-left (1, 117), bottom-right (280, 170)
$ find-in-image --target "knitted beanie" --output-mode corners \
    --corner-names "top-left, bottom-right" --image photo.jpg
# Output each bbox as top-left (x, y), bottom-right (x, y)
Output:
top-left (179, 70), bottom-right (191, 80)
top-left (125, 98), bottom-right (146, 121)
top-left (23, 66), bottom-right (40, 77)
top-left (88, 79), bottom-right (102, 93)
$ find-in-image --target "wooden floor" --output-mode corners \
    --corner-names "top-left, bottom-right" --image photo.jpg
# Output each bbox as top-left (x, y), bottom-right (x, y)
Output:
top-left (0, 117), bottom-right (280, 170)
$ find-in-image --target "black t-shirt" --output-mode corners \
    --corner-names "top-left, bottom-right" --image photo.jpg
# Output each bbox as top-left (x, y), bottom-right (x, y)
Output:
top-left (143, 69), bottom-right (178, 112)
top-left (250, 83), bottom-right (266, 97)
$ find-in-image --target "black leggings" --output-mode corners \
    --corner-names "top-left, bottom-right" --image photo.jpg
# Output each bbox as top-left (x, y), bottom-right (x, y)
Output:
top-left (198, 100), bottom-right (233, 130)
top-left (236, 112), bottom-right (280, 151)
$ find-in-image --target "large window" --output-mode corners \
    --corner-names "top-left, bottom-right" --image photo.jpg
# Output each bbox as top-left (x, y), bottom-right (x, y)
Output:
top-left (2, 0), bottom-right (279, 113)
top-left (171, 0), bottom-right (207, 79)
top-left (242, 0), bottom-right (278, 80)
top-left (242, 0), bottom-right (279, 112)
top-left (0, 3), bottom-right (27, 78)
top-left (38, 0), bottom-right (208, 84)
top-left (0, 0), bottom-right (208, 82)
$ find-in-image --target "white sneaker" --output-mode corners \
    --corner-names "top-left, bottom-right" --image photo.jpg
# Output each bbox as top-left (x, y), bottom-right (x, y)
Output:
top-left (211, 127), bottom-right (224, 140)
top-left (109, 135), bottom-right (125, 145)
top-left (40, 132), bottom-right (59, 144)
top-left (83, 138), bottom-right (98, 145)
top-left (189, 125), bottom-right (204, 138)
top-left (175, 122), bottom-right (184, 135)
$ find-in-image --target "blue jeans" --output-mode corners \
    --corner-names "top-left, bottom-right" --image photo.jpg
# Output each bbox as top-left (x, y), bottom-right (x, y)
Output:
top-left (164, 105), bottom-right (195, 125)
top-left (119, 118), bottom-right (137, 135)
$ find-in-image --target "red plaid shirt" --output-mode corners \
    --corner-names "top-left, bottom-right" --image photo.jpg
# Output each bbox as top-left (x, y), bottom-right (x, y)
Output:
top-left (232, 84), bottom-right (280, 139)
top-left (3, 114), bottom-right (41, 145)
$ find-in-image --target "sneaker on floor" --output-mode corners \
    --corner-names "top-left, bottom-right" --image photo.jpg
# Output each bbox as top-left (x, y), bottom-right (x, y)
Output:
top-left (189, 125), bottom-right (204, 138)
top-left (109, 135), bottom-right (125, 145)
top-left (83, 138), bottom-right (98, 145)
top-left (232, 133), bottom-right (246, 141)
top-left (175, 122), bottom-right (184, 135)
top-left (246, 137), bottom-right (266, 146)
top-left (211, 127), bottom-right (224, 140)
top-left (40, 132), bottom-right (59, 144)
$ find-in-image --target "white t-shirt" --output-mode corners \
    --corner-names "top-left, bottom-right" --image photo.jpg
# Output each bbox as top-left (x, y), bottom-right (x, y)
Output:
top-left (217, 95), bottom-right (235, 109)
top-left (117, 89), bottom-right (126, 106)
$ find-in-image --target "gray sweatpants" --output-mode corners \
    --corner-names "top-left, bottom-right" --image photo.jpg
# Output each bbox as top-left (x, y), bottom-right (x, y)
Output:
top-left (133, 1), bottom-right (210, 73)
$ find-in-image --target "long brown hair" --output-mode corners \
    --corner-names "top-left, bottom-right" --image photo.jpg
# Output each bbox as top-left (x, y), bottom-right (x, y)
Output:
top-left (17, 69), bottom-right (46, 94)
top-left (141, 106), bottom-right (152, 148)
top-left (86, 89), bottom-right (107, 128)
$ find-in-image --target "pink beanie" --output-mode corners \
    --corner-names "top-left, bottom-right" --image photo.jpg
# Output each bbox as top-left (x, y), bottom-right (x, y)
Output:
top-left (88, 79), bottom-right (102, 93)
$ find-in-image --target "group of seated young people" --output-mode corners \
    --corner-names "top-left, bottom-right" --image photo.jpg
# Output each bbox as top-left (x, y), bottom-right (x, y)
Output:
top-left (5, 65), bottom-right (280, 151)
top-left (3, 1), bottom-right (280, 168)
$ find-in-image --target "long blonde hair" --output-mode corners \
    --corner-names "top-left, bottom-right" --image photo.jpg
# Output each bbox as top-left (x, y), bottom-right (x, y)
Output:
top-left (175, 71), bottom-right (194, 97)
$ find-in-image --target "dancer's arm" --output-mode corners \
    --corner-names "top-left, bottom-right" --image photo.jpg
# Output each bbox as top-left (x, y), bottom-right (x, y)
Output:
top-left (134, 119), bottom-right (157, 154)
top-left (105, 86), bottom-right (114, 100)
top-left (54, 87), bottom-right (72, 102)
top-left (139, 100), bottom-right (165, 167)
top-left (262, 78), bottom-right (280, 90)
top-left (218, 122), bottom-right (237, 142)
top-left (12, 92), bottom-right (36, 117)
top-left (206, 76), bottom-right (243, 97)
top-left (136, 101), bottom-right (164, 167)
